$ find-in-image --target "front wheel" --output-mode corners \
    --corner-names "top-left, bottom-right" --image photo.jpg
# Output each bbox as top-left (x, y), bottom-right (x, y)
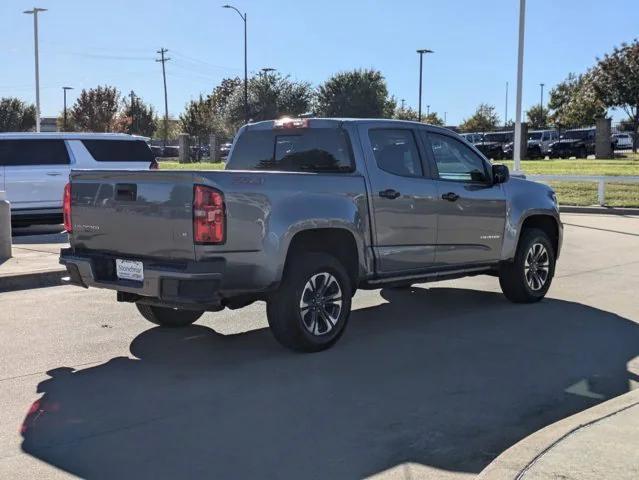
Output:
top-left (136, 304), bottom-right (204, 327)
top-left (267, 252), bottom-right (352, 352)
top-left (499, 228), bottom-right (556, 303)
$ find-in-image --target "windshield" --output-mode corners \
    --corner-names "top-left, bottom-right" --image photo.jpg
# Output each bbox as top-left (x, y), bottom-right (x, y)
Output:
top-left (564, 130), bottom-right (591, 140)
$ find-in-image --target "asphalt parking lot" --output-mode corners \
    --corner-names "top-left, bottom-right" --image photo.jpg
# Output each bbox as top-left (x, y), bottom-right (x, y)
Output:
top-left (1, 213), bottom-right (638, 480)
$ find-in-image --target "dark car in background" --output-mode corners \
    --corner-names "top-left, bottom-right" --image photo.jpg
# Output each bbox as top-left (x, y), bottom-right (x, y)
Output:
top-left (548, 128), bottom-right (595, 158)
top-left (219, 142), bottom-right (233, 159)
top-left (473, 131), bottom-right (513, 160)
top-left (503, 140), bottom-right (543, 160)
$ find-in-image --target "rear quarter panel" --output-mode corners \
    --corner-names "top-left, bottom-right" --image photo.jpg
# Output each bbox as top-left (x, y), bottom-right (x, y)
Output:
top-left (192, 171), bottom-right (372, 291)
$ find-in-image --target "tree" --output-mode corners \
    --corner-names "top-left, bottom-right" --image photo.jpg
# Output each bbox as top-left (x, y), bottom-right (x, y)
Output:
top-left (316, 69), bottom-right (396, 118)
top-left (526, 105), bottom-right (550, 129)
top-left (0, 97), bottom-right (36, 132)
top-left (224, 72), bottom-right (313, 128)
top-left (592, 40), bottom-right (639, 151)
top-left (120, 92), bottom-right (157, 137)
top-left (548, 72), bottom-right (606, 129)
top-left (393, 105), bottom-right (419, 121)
top-left (70, 85), bottom-right (121, 132)
top-left (180, 95), bottom-right (214, 144)
top-left (422, 112), bottom-right (445, 126)
top-left (459, 104), bottom-right (500, 132)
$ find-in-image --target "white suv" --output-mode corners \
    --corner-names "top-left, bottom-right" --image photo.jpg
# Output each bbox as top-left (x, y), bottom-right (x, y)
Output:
top-left (0, 133), bottom-right (157, 225)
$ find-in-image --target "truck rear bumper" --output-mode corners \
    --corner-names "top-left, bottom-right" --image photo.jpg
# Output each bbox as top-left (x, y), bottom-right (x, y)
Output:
top-left (60, 248), bottom-right (225, 308)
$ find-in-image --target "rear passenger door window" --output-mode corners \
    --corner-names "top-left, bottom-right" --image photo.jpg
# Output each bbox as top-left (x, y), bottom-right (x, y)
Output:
top-left (0, 140), bottom-right (70, 165)
top-left (368, 129), bottom-right (423, 177)
top-left (425, 133), bottom-right (489, 183)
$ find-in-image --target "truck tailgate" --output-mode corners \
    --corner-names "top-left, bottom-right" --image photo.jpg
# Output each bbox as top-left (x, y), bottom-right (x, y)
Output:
top-left (69, 170), bottom-right (196, 260)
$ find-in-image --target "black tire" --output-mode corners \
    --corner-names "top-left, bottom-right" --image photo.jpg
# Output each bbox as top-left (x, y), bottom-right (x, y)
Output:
top-left (136, 304), bottom-right (204, 327)
top-left (266, 252), bottom-right (352, 352)
top-left (499, 228), bottom-right (556, 303)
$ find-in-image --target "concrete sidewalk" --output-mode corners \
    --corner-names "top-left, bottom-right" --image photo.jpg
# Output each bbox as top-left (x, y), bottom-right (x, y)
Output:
top-left (479, 389), bottom-right (639, 479)
top-left (0, 227), bottom-right (67, 291)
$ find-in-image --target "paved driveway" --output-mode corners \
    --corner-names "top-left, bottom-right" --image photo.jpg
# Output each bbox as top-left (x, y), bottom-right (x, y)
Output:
top-left (1, 214), bottom-right (638, 479)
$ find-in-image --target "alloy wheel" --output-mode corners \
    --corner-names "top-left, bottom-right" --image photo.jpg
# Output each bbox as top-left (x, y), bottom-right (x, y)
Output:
top-left (524, 243), bottom-right (550, 291)
top-left (299, 272), bottom-right (343, 336)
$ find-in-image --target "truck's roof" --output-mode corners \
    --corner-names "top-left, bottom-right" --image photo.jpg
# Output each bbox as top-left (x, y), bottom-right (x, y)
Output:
top-left (0, 132), bottom-right (149, 141)
top-left (245, 118), bottom-right (450, 131)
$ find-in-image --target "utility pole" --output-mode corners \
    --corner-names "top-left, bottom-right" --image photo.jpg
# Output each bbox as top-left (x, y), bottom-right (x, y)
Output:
top-left (62, 86), bottom-right (73, 131)
top-left (505, 81), bottom-right (509, 127)
top-left (513, 0), bottom-right (526, 173)
top-left (416, 49), bottom-right (434, 122)
top-left (24, 7), bottom-right (47, 132)
top-left (156, 48), bottom-right (170, 147)
top-left (129, 90), bottom-right (140, 134)
top-left (539, 83), bottom-right (545, 125)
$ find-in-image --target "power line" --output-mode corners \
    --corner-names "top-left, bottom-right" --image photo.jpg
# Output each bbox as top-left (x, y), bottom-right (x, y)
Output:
top-left (156, 48), bottom-right (170, 148)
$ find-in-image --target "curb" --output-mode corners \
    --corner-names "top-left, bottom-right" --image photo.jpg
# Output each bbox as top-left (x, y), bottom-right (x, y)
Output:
top-left (477, 389), bottom-right (639, 480)
top-left (560, 205), bottom-right (639, 215)
top-left (0, 268), bottom-right (66, 293)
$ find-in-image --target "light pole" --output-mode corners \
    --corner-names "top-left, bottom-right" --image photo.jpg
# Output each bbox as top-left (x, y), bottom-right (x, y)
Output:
top-left (513, 0), bottom-right (526, 173)
top-left (24, 7), bottom-right (47, 132)
top-left (260, 67), bottom-right (275, 76)
top-left (444, 112), bottom-right (447, 124)
top-left (62, 86), bottom-right (73, 131)
top-left (223, 4), bottom-right (248, 124)
top-left (426, 105), bottom-right (430, 116)
top-left (416, 48), bottom-right (434, 122)
top-left (401, 98), bottom-right (405, 110)
top-left (505, 81), bottom-right (509, 127)
top-left (539, 82), bottom-right (545, 125)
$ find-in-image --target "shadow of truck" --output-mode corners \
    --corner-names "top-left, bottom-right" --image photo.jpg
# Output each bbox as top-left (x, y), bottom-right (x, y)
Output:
top-left (21, 287), bottom-right (639, 479)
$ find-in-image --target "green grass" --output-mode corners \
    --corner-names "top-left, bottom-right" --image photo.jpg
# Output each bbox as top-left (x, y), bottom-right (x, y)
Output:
top-left (159, 159), bottom-right (225, 170)
top-left (160, 155), bottom-right (639, 207)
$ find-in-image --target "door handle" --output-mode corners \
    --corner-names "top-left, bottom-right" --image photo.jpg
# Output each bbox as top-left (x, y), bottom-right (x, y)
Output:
top-left (441, 192), bottom-right (460, 202)
top-left (379, 189), bottom-right (401, 199)
top-left (46, 172), bottom-right (62, 176)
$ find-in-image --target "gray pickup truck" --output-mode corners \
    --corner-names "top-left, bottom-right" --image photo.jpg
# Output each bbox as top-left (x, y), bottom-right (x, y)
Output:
top-left (60, 118), bottom-right (562, 352)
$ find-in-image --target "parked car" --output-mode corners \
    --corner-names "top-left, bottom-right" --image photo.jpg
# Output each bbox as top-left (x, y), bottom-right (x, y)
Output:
top-left (461, 133), bottom-right (483, 144)
top-left (502, 140), bottom-right (543, 160)
top-left (0, 133), bottom-right (157, 226)
top-left (528, 130), bottom-right (559, 154)
top-left (218, 142), bottom-right (233, 159)
top-left (60, 118), bottom-right (562, 352)
top-left (548, 128), bottom-right (595, 158)
top-left (162, 145), bottom-right (180, 157)
top-left (149, 145), bottom-right (164, 158)
top-left (473, 132), bottom-right (511, 160)
top-left (613, 133), bottom-right (634, 150)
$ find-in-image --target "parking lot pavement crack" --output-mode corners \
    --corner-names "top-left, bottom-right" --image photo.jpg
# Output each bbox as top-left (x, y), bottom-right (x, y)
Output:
top-left (0, 360), bottom-right (107, 384)
top-left (515, 400), bottom-right (639, 480)
top-left (557, 259), bottom-right (639, 279)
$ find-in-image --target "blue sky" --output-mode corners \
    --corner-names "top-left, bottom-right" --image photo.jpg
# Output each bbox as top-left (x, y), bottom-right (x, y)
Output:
top-left (1, 0), bottom-right (637, 124)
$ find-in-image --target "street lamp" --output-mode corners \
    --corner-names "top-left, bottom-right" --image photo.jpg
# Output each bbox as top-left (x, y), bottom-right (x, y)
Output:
top-left (24, 7), bottom-right (47, 133)
top-left (261, 67), bottom-right (275, 76)
top-left (426, 105), bottom-right (430, 116)
top-left (62, 86), bottom-right (73, 131)
top-left (223, 4), bottom-right (248, 124)
top-left (416, 48), bottom-right (434, 122)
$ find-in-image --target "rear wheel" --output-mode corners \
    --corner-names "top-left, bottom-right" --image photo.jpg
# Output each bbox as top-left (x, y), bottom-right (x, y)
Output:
top-left (499, 228), bottom-right (556, 303)
top-left (136, 304), bottom-right (204, 327)
top-left (267, 252), bottom-right (352, 352)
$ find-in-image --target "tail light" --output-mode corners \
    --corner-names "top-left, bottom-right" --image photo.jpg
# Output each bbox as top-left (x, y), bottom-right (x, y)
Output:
top-left (63, 183), bottom-right (72, 232)
top-left (273, 117), bottom-right (308, 129)
top-left (150, 159), bottom-right (159, 170)
top-left (193, 185), bottom-right (225, 244)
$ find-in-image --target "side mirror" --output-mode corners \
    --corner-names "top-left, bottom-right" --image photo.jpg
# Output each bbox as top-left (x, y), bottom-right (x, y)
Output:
top-left (492, 164), bottom-right (510, 184)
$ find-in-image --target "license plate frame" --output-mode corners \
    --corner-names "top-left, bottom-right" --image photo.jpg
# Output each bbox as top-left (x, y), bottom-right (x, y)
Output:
top-left (115, 259), bottom-right (144, 282)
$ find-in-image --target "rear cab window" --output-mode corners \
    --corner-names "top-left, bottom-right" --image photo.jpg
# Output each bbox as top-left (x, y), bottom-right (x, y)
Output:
top-left (227, 128), bottom-right (354, 172)
top-left (82, 140), bottom-right (154, 163)
top-left (0, 139), bottom-right (70, 166)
